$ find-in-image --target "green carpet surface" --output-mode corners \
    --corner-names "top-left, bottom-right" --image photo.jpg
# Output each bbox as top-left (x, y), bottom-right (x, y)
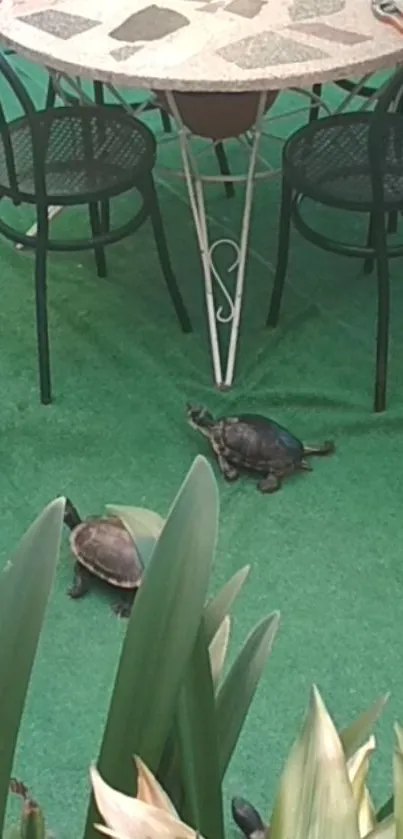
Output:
top-left (1, 55), bottom-right (402, 839)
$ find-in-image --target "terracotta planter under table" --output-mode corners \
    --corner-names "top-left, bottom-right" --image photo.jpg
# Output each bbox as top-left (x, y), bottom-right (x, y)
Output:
top-left (154, 90), bottom-right (279, 140)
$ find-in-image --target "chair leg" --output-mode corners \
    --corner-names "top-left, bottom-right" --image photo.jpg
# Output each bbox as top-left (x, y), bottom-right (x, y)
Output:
top-left (146, 175), bottom-right (192, 333)
top-left (92, 81), bottom-right (111, 233)
top-left (35, 206), bottom-right (52, 404)
top-left (364, 213), bottom-right (375, 275)
top-left (88, 202), bottom-right (107, 278)
top-left (45, 75), bottom-right (57, 108)
top-left (213, 142), bottom-right (235, 199)
top-left (387, 211), bottom-right (398, 234)
top-left (266, 176), bottom-right (294, 327)
top-left (372, 210), bottom-right (391, 413)
top-left (100, 201), bottom-right (111, 234)
top-left (160, 108), bottom-right (172, 133)
top-left (309, 83), bottom-right (323, 123)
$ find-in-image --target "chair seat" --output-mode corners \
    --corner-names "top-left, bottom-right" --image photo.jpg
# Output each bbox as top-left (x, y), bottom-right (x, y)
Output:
top-left (283, 111), bottom-right (403, 211)
top-left (0, 105), bottom-right (155, 205)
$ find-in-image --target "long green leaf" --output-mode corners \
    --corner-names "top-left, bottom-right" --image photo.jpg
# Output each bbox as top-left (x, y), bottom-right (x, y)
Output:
top-left (157, 614), bottom-right (231, 809)
top-left (106, 505), bottom-right (165, 565)
top-left (0, 498), bottom-right (65, 837)
top-left (176, 619), bottom-right (224, 839)
top-left (4, 826), bottom-right (23, 839)
top-left (204, 566), bottom-right (250, 645)
top-left (84, 456), bottom-right (219, 839)
top-left (270, 685), bottom-right (361, 839)
top-left (340, 694), bottom-right (389, 760)
top-left (216, 611), bottom-right (280, 778)
top-left (394, 725), bottom-right (403, 839)
top-left (158, 566), bottom-right (249, 790)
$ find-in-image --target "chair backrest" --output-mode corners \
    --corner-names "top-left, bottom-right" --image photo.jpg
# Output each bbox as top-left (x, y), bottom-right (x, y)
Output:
top-left (368, 65), bottom-right (403, 205)
top-left (0, 51), bottom-right (47, 203)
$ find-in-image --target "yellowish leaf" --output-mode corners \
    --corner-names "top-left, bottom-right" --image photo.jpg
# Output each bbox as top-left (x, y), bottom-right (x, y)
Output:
top-left (347, 737), bottom-right (376, 838)
top-left (340, 696), bottom-right (389, 760)
top-left (106, 506), bottom-right (165, 563)
top-left (270, 685), bottom-right (360, 839)
top-left (106, 507), bottom-right (165, 540)
top-left (90, 765), bottom-right (198, 839)
top-left (134, 756), bottom-right (178, 816)
top-left (395, 723), bottom-right (403, 756)
top-left (209, 616), bottom-right (231, 689)
top-left (367, 815), bottom-right (395, 839)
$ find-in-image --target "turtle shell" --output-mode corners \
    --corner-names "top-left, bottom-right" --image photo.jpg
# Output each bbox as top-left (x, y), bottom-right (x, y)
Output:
top-left (70, 515), bottom-right (143, 589)
top-left (212, 414), bottom-right (304, 473)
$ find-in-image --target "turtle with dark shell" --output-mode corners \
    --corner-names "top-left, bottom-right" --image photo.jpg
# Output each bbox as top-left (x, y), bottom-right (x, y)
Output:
top-left (186, 404), bottom-right (335, 493)
top-left (64, 498), bottom-right (143, 617)
top-left (232, 797), bottom-right (268, 839)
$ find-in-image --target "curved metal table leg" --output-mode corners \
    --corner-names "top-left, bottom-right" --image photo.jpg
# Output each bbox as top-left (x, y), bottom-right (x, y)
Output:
top-left (166, 90), bottom-right (268, 389)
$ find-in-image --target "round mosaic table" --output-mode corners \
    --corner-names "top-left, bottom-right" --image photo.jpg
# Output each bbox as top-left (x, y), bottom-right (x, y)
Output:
top-left (0, 0), bottom-right (403, 387)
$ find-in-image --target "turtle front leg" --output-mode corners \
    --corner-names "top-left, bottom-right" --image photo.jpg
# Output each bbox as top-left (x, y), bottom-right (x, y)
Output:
top-left (217, 453), bottom-right (240, 482)
top-left (68, 562), bottom-right (92, 599)
top-left (113, 587), bottom-right (137, 619)
top-left (258, 472), bottom-right (281, 494)
top-left (299, 458), bottom-right (313, 472)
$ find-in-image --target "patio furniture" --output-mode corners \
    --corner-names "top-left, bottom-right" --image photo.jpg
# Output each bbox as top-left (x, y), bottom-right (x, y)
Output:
top-left (266, 64), bottom-right (403, 414)
top-left (309, 77), bottom-right (387, 124)
top-left (0, 51), bottom-right (191, 404)
top-left (46, 76), bottom-right (235, 200)
top-left (309, 73), bottom-right (399, 238)
top-left (1, 0), bottom-right (403, 393)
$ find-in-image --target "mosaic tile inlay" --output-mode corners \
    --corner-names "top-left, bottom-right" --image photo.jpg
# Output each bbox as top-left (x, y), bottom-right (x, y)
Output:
top-left (0, 0), bottom-right (401, 93)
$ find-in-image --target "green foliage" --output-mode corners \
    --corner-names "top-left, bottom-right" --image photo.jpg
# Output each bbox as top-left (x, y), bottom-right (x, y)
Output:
top-left (0, 499), bottom-right (65, 839)
top-left (84, 455), bottom-right (280, 839)
top-left (233, 686), bottom-right (403, 839)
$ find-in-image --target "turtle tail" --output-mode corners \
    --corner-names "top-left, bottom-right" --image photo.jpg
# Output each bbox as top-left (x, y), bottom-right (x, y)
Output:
top-left (303, 440), bottom-right (335, 457)
top-left (231, 797), bottom-right (267, 839)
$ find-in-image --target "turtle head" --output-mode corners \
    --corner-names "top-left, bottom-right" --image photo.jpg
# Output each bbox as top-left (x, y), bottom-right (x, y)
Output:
top-left (64, 498), bottom-right (82, 531)
top-left (186, 403), bottom-right (215, 436)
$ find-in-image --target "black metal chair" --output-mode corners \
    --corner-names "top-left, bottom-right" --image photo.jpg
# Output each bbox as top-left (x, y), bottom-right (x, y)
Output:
top-left (309, 78), bottom-right (383, 124)
top-left (309, 75), bottom-right (398, 237)
top-left (267, 65), bottom-right (403, 414)
top-left (0, 52), bottom-right (191, 405)
top-left (45, 75), bottom-right (235, 200)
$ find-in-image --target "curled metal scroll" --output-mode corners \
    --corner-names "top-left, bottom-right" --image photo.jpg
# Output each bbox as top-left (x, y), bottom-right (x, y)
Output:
top-left (209, 238), bottom-right (241, 323)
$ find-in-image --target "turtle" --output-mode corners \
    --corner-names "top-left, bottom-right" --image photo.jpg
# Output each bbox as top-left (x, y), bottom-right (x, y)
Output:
top-left (63, 498), bottom-right (143, 617)
top-left (186, 404), bottom-right (335, 493)
top-left (231, 797), bottom-right (268, 839)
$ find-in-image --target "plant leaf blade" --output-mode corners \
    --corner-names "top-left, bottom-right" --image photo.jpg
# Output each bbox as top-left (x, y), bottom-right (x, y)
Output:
top-left (204, 567), bottom-right (250, 645)
top-left (216, 611), bottom-right (280, 778)
top-left (106, 506), bottom-right (165, 565)
top-left (367, 815), bottom-right (395, 839)
top-left (84, 455), bottom-right (219, 839)
top-left (394, 724), bottom-right (403, 839)
top-left (0, 498), bottom-right (65, 837)
top-left (270, 685), bottom-right (361, 839)
top-left (340, 695), bottom-right (389, 760)
top-left (347, 736), bottom-right (376, 837)
top-left (176, 621), bottom-right (225, 839)
top-left (209, 616), bottom-right (231, 691)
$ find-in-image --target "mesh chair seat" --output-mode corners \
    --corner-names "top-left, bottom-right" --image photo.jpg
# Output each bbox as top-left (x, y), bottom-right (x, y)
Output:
top-left (0, 105), bottom-right (155, 204)
top-left (283, 111), bottom-right (403, 211)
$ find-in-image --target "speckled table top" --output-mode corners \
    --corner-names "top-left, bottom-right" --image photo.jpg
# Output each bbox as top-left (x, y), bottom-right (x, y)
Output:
top-left (0, 0), bottom-right (403, 92)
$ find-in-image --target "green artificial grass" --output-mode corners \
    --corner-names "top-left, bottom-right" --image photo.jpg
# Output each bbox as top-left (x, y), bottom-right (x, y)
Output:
top-left (1, 55), bottom-right (402, 839)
